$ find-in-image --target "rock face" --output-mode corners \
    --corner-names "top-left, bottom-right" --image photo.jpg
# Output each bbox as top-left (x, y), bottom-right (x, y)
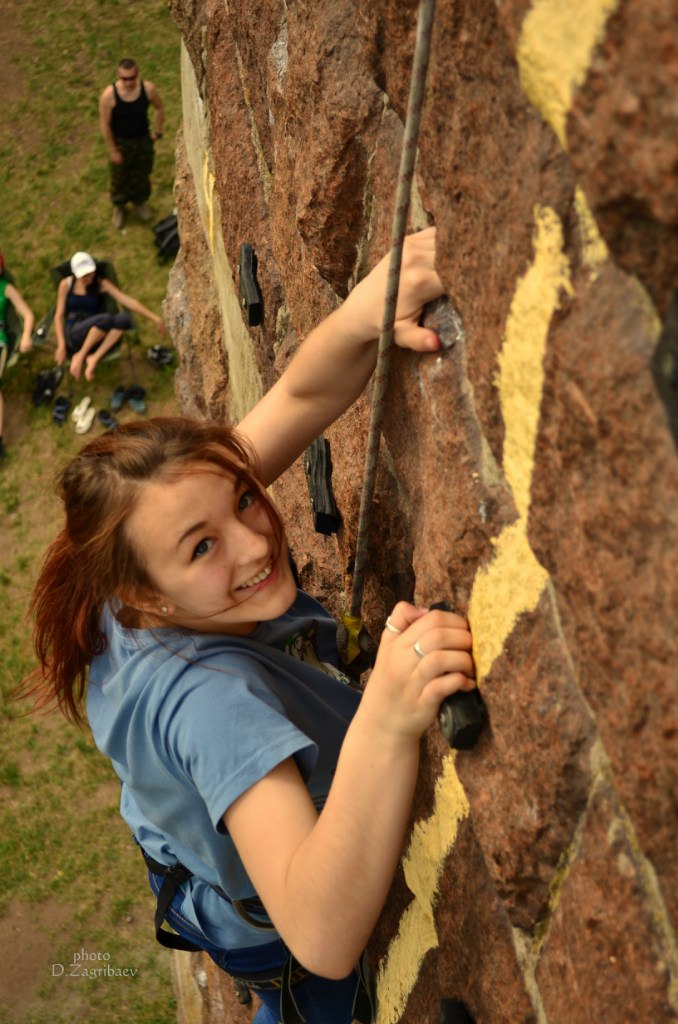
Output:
top-left (166, 1), bottom-right (678, 1022)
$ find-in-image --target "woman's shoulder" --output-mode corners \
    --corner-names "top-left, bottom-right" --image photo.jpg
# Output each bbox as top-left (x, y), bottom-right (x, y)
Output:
top-left (97, 604), bottom-right (272, 692)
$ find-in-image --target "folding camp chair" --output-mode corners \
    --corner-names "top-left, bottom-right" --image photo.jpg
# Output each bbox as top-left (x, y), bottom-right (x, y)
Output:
top-left (32, 259), bottom-right (139, 377)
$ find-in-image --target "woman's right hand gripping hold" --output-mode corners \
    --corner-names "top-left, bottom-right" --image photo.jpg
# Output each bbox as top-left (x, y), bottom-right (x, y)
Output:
top-left (361, 602), bottom-right (475, 740)
top-left (224, 604), bottom-right (474, 981)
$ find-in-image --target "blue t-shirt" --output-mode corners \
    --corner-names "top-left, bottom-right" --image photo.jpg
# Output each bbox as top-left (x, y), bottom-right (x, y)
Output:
top-left (87, 590), bottom-right (360, 950)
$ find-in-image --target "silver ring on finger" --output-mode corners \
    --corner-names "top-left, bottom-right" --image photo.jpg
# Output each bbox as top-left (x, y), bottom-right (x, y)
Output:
top-left (413, 640), bottom-right (426, 658)
top-left (385, 616), bottom-right (402, 635)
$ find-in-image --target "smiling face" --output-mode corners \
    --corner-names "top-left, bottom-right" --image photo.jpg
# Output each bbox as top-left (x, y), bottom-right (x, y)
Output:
top-left (124, 463), bottom-right (297, 634)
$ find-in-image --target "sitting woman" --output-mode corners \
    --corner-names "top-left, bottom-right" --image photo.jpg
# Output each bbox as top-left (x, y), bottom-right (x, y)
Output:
top-left (54, 251), bottom-right (165, 381)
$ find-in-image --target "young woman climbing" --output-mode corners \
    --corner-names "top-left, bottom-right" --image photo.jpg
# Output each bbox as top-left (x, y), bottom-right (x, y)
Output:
top-left (26, 227), bottom-right (475, 1024)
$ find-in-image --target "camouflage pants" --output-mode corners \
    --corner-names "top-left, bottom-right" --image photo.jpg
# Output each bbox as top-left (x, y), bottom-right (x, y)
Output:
top-left (109, 135), bottom-right (154, 206)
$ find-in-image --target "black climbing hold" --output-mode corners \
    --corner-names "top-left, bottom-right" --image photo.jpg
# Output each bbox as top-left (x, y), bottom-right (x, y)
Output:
top-left (651, 287), bottom-right (678, 450)
top-left (431, 601), bottom-right (487, 750)
top-left (423, 295), bottom-right (465, 350)
top-left (440, 998), bottom-right (475, 1023)
top-left (439, 688), bottom-right (488, 750)
top-left (239, 242), bottom-right (263, 327)
top-left (304, 435), bottom-right (340, 535)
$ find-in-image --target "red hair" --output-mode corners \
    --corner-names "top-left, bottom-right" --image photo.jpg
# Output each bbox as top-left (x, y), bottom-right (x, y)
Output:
top-left (23, 417), bottom-right (282, 724)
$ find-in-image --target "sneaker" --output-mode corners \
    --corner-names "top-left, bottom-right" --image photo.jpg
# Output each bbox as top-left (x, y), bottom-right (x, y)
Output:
top-left (112, 206), bottom-right (125, 229)
top-left (147, 344), bottom-right (174, 367)
top-left (52, 396), bottom-right (71, 426)
top-left (135, 203), bottom-right (152, 222)
top-left (123, 384), bottom-right (147, 414)
top-left (97, 409), bottom-right (118, 431)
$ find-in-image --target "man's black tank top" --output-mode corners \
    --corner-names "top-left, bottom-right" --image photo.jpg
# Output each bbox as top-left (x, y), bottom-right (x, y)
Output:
top-left (111, 82), bottom-right (150, 139)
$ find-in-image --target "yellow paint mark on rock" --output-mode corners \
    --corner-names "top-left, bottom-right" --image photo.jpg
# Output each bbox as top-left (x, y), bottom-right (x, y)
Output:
top-left (574, 186), bottom-right (609, 281)
top-left (469, 521), bottom-right (549, 683)
top-left (629, 276), bottom-right (662, 341)
top-left (376, 207), bottom-right (570, 1018)
top-left (498, 206), bottom-right (572, 521)
top-left (202, 153), bottom-right (217, 253)
top-left (376, 755), bottom-right (469, 1024)
top-left (471, 206), bottom-right (569, 678)
top-left (180, 42), bottom-right (263, 422)
top-left (517, 0), bottom-right (620, 146)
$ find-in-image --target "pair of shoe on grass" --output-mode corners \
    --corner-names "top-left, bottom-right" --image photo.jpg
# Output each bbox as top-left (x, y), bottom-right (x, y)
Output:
top-left (54, 396), bottom-right (117, 433)
top-left (111, 384), bottom-right (146, 414)
top-left (112, 203), bottom-right (151, 229)
top-left (52, 396), bottom-right (94, 433)
top-left (71, 397), bottom-right (97, 434)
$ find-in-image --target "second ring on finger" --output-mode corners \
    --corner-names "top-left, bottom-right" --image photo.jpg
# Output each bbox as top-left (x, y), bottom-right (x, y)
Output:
top-left (413, 639), bottom-right (426, 658)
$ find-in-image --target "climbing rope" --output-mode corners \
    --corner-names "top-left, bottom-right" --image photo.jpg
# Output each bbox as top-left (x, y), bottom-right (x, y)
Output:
top-left (345, 0), bottom-right (437, 642)
top-left (336, 4), bottom-right (488, 753)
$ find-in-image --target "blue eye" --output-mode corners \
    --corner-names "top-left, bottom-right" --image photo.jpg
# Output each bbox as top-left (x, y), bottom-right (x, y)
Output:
top-left (238, 490), bottom-right (255, 511)
top-left (192, 538), bottom-right (213, 559)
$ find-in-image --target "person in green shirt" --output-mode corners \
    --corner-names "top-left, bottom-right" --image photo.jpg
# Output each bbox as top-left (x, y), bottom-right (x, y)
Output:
top-left (0, 255), bottom-right (35, 460)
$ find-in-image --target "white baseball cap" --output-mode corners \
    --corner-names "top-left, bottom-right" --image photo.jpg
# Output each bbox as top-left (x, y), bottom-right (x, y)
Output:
top-left (70, 251), bottom-right (97, 278)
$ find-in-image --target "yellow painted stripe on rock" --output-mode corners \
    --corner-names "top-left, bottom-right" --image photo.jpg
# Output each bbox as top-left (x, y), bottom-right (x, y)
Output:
top-left (202, 152), bottom-right (217, 253)
top-left (468, 520), bottom-right (549, 682)
top-left (376, 755), bottom-right (469, 1024)
top-left (498, 206), bottom-right (572, 522)
top-left (376, 207), bottom-right (569, 1020)
top-left (470, 206), bottom-right (570, 679)
top-left (574, 186), bottom-right (609, 281)
top-left (517, 0), bottom-right (620, 146)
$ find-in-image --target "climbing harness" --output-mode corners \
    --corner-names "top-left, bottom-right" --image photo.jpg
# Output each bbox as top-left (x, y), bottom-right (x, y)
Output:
top-left (140, 845), bottom-right (309, 1024)
top-left (139, 844), bottom-right (275, 951)
top-left (139, 844), bottom-right (375, 1023)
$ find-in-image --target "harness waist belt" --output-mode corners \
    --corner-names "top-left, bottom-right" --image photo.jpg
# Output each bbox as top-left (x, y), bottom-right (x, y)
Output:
top-left (140, 846), bottom-right (274, 938)
top-left (138, 844), bottom-right (375, 1023)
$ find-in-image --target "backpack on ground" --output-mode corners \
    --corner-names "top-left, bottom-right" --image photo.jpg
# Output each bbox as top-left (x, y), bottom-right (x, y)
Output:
top-left (154, 213), bottom-right (179, 262)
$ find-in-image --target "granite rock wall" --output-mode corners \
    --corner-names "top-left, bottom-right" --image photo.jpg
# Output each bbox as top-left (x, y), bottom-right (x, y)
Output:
top-left (164, 1), bottom-right (678, 1021)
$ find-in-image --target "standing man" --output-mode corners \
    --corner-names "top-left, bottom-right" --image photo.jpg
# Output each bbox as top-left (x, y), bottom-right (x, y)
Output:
top-left (99, 59), bottom-right (164, 229)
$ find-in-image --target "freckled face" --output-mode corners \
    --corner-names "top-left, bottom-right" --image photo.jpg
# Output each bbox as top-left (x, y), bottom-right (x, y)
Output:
top-left (125, 465), bottom-right (297, 634)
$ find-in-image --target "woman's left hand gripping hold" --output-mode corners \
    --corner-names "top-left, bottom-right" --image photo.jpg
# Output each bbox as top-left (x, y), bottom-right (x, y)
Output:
top-left (342, 226), bottom-right (444, 353)
top-left (238, 227), bottom-right (445, 486)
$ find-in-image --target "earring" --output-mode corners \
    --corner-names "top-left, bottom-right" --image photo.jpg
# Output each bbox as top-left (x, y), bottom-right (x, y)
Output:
top-left (160, 605), bottom-right (169, 614)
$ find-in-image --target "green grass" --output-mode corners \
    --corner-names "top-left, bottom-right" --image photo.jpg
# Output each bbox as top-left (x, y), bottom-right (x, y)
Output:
top-left (2, 0), bottom-right (181, 314)
top-left (0, 2), bottom-right (184, 1021)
